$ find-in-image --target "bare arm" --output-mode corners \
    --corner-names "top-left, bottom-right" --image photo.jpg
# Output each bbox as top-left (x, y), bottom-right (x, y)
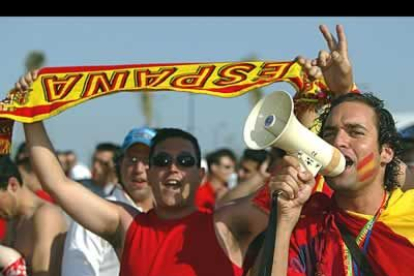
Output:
top-left (24, 121), bottom-right (123, 240)
top-left (268, 221), bottom-right (296, 276)
top-left (216, 173), bottom-right (266, 208)
top-left (217, 158), bottom-right (270, 208)
top-left (214, 193), bottom-right (269, 267)
top-left (16, 69), bottom-right (127, 241)
top-left (31, 205), bottom-right (67, 276)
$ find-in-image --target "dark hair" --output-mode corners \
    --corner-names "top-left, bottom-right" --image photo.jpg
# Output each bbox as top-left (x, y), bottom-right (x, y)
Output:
top-left (95, 143), bottom-right (121, 156)
top-left (149, 128), bottom-right (201, 167)
top-left (0, 155), bottom-right (23, 189)
top-left (15, 142), bottom-right (27, 161)
top-left (206, 148), bottom-right (237, 171)
top-left (241, 149), bottom-right (268, 166)
top-left (319, 92), bottom-right (403, 191)
top-left (13, 142), bottom-right (32, 172)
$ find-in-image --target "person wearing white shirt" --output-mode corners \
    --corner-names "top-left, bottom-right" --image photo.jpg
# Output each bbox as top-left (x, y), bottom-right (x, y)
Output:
top-left (61, 127), bottom-right (156, 276)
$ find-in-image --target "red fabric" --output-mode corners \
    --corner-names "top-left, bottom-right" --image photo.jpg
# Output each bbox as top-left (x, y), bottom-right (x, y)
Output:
top-left (1, 257), bottom-right (27, 276)
top-left (35, 189), bottom-right (55, 204)
top-left (0, 219), bottom-right (6, 241)
top-left (313, 174), bottom-right (333, 197)
top-left (119, 210), bottom-right (243, 276)
top-left (195, 182), bottom-right (215, 212)
top-left (252, 176), bottom-right (332, 215)
top-left (287, 192), bottom-right (414, 276)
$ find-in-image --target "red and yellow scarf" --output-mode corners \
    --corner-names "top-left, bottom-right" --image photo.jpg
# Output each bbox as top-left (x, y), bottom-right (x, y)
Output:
top-left (0, 61), bottom-right (329, 154)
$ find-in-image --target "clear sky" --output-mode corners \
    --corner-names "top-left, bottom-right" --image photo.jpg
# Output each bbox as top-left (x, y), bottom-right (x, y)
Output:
top-left (1, 17), bottom-right (413, 164)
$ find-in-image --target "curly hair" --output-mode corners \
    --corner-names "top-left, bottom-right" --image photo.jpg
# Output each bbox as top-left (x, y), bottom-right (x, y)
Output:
top-left (319, 93), bottom-right (403, 191)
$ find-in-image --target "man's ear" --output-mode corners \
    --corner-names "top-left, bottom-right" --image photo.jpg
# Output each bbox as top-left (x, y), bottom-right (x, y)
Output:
top-left (381, 144), bottom-right (394, 165)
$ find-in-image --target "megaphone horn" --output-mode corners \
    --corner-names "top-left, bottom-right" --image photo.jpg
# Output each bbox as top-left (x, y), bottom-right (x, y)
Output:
top-left (243, 90), bottom-right (345, 177)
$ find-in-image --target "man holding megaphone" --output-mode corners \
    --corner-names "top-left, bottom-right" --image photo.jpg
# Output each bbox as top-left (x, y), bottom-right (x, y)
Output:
top-left (267, 91), bottom-right (414, 276)
top-left (243, 25), bottom-right (414, 276)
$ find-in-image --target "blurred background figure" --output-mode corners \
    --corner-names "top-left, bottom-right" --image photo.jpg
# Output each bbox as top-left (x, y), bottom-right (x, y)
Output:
top-left (217, 148), bottom-right (273, 209)
top-left (56, 150), bottom-right (92, 181)
top-left (79, 143), bottom-right (120, 197)
top-left (399, 123), bottom-right (414, 166)
top-left (66, 150), bottom-right (92, 181)
top-left (61, 127), bottom-right (156, 276)
top-left (195, 148), bottom-right (237, 212)
top-left (237, 149), bottom-right (269, 183)
top-left (57, 151), bottom-right (71, 177)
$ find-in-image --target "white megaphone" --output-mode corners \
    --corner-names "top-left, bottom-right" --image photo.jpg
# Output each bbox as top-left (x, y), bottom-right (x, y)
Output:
top-left (243, 90), bottom-right (345, 177)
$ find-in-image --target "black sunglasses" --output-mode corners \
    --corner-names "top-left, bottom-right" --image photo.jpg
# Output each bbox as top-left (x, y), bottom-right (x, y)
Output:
top-left (151, 152), bottom-right (196, 168)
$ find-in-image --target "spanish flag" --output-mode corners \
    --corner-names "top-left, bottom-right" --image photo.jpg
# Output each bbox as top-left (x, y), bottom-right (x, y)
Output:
top-left (357, 152), bottom-right (377, 183)
top-left (288, 189), bottom-right (414, 276)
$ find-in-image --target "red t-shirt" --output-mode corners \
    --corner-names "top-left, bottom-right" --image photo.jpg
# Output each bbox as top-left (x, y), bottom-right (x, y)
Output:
top-left (35, 190), bottom-right (55, 204)
top-left (242, 175), bottom-right (333, 274)
top-left (119, 210), bottom-right (243, 276)
top-left (252, 175), bottom-right (332, 215)
top-left (0, 219), bottom-right (6, 242)
top-left (195, 182), bottom-right (215, 212)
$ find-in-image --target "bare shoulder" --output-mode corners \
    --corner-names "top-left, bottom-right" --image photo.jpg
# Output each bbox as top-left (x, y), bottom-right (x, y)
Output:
top-left (33, 203), bottom-right (67, 233)
top-left (214, 194), bottom-right (268, 247)
top-left (109, 201), bottom-right (140, 223)
top-left (106, 201), bottom-right (141, 249)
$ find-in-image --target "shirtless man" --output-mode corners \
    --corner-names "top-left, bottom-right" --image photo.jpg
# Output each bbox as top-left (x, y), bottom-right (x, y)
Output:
top-left (0, 155), bottom-right (68, 276)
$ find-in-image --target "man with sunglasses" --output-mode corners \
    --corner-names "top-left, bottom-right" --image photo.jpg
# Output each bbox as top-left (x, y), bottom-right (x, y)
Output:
top-left (17, 23), bottom-right (387, 276)
top-left (61, 127), bottom-right (156, 276)
top-left (17, 24), bottom-right (354, 276)
top-left (23, 107), bottom-right (274, 275)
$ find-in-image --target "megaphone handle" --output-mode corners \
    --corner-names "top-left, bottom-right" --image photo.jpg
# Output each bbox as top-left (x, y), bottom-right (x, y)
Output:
top-left (292, 150), bottom-right (321, 177)
top-left (257, 151), bottom-right (320, 276)
top-left (258, 191), bottom-right (279, 276)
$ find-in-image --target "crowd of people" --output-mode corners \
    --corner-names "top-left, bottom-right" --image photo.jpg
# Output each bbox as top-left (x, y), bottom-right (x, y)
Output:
top-left (0, 24), bottom-right (413, 276)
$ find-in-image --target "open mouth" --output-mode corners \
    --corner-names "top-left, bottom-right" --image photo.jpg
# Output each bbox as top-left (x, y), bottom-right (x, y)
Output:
top-left (131, 177), bottom-right (147, 186)
top-left (163, 179), bottom-right (182, 189)
top-left (345, 156), bottom-right (355, 169)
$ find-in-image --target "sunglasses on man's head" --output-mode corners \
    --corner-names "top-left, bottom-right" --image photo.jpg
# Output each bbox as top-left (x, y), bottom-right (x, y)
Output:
top-left (151, 152), bottom-right (197, 168)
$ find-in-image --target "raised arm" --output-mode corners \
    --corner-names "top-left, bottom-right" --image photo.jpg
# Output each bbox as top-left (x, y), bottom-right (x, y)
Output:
top-left (295, 24), bottom-right (355, 130)
top-left (298, 24), bottom-right (354, 95)
top-left (19, 71), bottom-right (124, 241)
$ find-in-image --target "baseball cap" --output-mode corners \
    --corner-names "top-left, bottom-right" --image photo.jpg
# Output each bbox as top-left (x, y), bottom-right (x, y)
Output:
top-left (121, 127), bottom-right (157, 152)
